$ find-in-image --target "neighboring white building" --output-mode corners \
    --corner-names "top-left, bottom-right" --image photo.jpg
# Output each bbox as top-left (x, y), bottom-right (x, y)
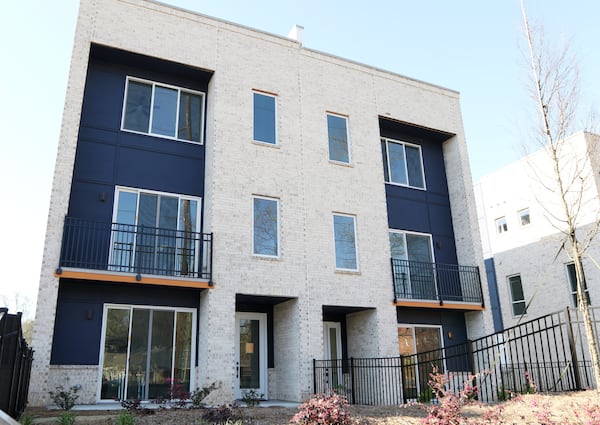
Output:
top-left (30, 0), bottom-right (489, 406)
top-left (475, 131), bottom-right (600, 330)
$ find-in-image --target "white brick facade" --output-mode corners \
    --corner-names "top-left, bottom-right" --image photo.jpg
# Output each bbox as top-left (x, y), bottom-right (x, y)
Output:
top-left (30, 0), bottom-right (487, 406)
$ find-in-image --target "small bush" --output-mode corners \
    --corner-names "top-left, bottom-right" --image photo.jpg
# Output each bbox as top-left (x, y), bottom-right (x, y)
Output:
top-left (116, 410), bottom-right (136, 425)
top-left (55, 411), bottom-right (76, 425)
top-left (290, 392), bottom-right (356, 425)
top-left (120, 399), bottom-right (155, 415)
top-left (49, 385), bottom-right (80, 410)
top-left (201, 404), bottom-right (240, 424)
top-left (18, 413), bottom-right (35, 425)
top-left (191, 382), bottom-right (219, 408)
top-left (241, 389), bottom-right (263, 407)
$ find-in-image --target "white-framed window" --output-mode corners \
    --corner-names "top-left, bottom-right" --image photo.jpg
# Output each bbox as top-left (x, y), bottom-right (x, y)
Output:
top-left (111, 187), bottom-right (202, 276)
top-left (253, 196), bottom-right (280, 257)
top-left (98, 303), bottom-right (196, 401)
top-left (389, 230), bottom-right (436, 299)
top-left (566, 262), bottom-right (590, 307)
top-left (518, 208), bottom-right (531, 226)
top-left (381, 137), bottom-right (426, 190)
top-left (333, 213), bottom-right (358, 271)
top-left (495, 217), bottom-right (508, 234)
top-left (327, 113), bottom-right (351, 164)
top-left (508, 274), bottom-right (526, 316)
top-left (121, 77), bottom-right (205, 143)
top-left (253, 91), bottom-right (277, 145)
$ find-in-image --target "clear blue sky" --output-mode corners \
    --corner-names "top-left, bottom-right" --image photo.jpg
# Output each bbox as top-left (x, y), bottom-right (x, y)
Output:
top-left (1, 0), bottom-right (598, 317)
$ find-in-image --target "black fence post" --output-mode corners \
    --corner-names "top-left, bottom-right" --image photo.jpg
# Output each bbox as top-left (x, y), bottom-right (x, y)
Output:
top-left (350, 357), bottom-right (355, 404)
top-left (312, 359), bottom-right (317, 395)
top-left (564, 307), bottom-right (582, 390)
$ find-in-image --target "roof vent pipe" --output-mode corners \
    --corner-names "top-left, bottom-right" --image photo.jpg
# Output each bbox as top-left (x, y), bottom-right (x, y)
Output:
top-left (288, 24), bottom-right (304, 45)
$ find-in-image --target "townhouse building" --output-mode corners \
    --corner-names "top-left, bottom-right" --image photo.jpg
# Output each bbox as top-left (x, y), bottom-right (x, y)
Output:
top-left (30, 0), bottom-right (490, 406)
top-left (475, 131), bottom-right (600, 331)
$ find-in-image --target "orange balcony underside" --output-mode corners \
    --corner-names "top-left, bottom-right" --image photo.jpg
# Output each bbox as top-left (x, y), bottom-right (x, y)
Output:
top-left (55, 268), bottom-right (212, 289)
top-left (394, 299), bottom-right (484, 311)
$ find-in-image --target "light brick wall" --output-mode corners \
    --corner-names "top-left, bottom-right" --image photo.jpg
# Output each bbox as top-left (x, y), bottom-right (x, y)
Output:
top-left (31, 0), bottom-right (484, 406)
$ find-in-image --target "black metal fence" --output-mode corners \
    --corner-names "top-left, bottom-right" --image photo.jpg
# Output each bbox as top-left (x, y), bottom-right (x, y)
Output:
top-left (391, 258), bottom-right (483, 305)
top-left (0, 308), bottom-right (33, 419)
top-left (58, 216), bottom-right (213, 281)
top-left (314, 306), bottom-right (599, 405)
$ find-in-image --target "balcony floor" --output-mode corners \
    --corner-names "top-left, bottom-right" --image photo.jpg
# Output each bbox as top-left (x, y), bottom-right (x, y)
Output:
top-left (394, 299), bottom-right (484, 311)
top-left (55, 268), bottom-right (212, 289)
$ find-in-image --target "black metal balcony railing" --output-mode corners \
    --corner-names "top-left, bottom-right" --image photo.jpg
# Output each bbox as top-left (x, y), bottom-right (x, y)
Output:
top-left (58, 217), bottom-right (212, 281)
top-left (391, 258), bottom-right (482, 305)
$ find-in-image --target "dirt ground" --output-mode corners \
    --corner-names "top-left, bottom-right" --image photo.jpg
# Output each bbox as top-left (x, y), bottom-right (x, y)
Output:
top-left (22, 391), bottom-right (600, 424)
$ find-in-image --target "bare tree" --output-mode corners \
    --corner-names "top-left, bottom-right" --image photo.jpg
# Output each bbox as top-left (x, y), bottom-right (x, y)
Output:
top-left (520, 0), bottom-right (600, 392)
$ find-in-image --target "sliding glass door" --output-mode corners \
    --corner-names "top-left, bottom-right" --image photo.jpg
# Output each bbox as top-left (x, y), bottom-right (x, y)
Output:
top-left (99, 305), bottom-right (195, 401)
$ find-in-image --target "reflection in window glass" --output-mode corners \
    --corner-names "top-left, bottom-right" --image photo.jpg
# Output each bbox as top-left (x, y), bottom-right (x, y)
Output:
top-left (253, 197), bottom-right (279, 256)
top-left (496, 217), bottom-right (508, 234)
top-left (333, 214), bottom-right (357, 270)
top-left (327, 114), bottom-right (350, 163)
top-left (122, 78), bottom-right (205, 143)
top-left (509, 275), bottom-right (526, 316)
top-left (253, 93), bottom-right (277, 144)
top-left (519, 209), bottom-right (531, 226)
top-left (381, 138), bottom-right (425, 189)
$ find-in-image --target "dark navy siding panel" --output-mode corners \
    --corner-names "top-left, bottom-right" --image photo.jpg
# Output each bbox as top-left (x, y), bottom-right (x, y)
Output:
top-left (485, 257), bottom-right (504, 332)
top-left (396, 308), bottom-right (468, 348)
top-left (381, 119), bottom-right (459, 266)
top-left (67, 45), bottom-right (211, 223)
top-left (50, 279), bottom-right (201, 365)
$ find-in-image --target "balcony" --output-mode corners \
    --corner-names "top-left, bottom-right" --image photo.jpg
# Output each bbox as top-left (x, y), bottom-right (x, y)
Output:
top-left (391, 258), bottom-right (483, 310)
top-left (56, 217), bottom-right (212, 287)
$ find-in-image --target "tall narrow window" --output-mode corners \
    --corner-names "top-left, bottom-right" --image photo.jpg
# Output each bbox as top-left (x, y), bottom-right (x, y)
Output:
top-left (389, 230), bottom-right (435, 299)
top-left (333, 214), bottom-right (358, 270)
top-left (566, 263), bottom-right (590, 306)
top-left (253, 92), bottom-right (277, 144)
top-left (122, 77), bottom-right (205, 143)
top-left (381, 138), bottom-right (425, 189)
top-left (327, 113), bottom-right (350, 163)
top-left (253, 197), bottom-right (279, 257)
top-left (508, 275), bottom-right (526, 316)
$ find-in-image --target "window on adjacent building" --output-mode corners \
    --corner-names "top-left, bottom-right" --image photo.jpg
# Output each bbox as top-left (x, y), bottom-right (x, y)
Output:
top-left (333, 214), bottom-right (358, 270)
top-left (566, 262), bottom-right (590, 307)
top-left (508, 274), bottom-right (526, 316)
top-left (381, 138), bottom-right (425, 189)
top-left (327, 113), bottom-right (350, 163)
top-left (496, 217), bottom-right (508, 234)
top-left (519, 208), bottom-right (531, 226)
top-left (253, 92), bottom-right (277, 144)
top-left (122, 77), bottom-right (205, 143)
top-left (253, 196), bottom-right (279, 257)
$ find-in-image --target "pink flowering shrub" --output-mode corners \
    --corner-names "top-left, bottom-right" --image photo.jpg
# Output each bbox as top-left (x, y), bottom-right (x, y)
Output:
top-left (290, 392), bottom-right (356, 425)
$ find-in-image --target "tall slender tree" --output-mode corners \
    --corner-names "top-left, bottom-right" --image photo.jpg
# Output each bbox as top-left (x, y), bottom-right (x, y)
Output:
top-left (520, 0), bottom-right (600, 392)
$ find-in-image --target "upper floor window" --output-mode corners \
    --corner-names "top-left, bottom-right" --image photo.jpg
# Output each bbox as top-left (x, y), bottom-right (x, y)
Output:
top-left (253, 196), bottom-right (279, 257)
top-left (253, 92), bottom-right (277, 145)
top-left (566, 262), bottom-right (590, 307)
top-left (381, 138), bottom-right (425, 189)
top-left (333, 214), bottom-right (358, 270)
top-left (496, 217), bottom-right (508, 234)
top-left (508, 274), bottom-right (526, 316)
top-left (519, 208), bottom-right (531, 226)
top-left (122, 77), bottom-right (205, 143)
top-left (327, 113), bottom-right (350, 163)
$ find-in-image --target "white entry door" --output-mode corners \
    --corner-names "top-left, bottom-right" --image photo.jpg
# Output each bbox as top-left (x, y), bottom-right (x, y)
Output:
top-left (323, 322), bottom-right (343, 389)
top-left (235, 313), bottom-right (267, 400)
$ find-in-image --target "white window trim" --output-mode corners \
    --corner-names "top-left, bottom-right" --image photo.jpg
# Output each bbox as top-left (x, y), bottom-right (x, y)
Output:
top-left (327, 112), bottom-right (352, 165)
top-left (252, 195), bottom-right (280, 258)
top-left (507, 274), bottom-right (526, 317)
top-left (332, 213), bottom-right (359, 272)
top-left (252, 90), bottom-right (278, 146)
top-left (96, 303), bottom-right (197, 402)
top-left (495, 216), bottom-right (508, 234)
top-left (518, 208), bottom-right (531, 227)
top-left (382, 137), bottom-right (427, 191)
top-left (120, 76), bottom-right (206, 144)
top-left (389, 229), bottom-right (436, 263)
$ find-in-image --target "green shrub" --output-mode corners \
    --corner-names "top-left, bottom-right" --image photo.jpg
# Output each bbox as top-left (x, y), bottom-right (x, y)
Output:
top-left (116, 410), bottom-right (136, 425)
top-left (49, 385), bottom-right (80, 410)
top-left (55, 411), bottom-right (76, 425)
